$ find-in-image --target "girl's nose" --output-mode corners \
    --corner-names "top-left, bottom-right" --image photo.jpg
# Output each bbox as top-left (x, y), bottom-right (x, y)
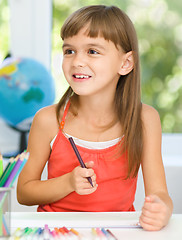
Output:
top-left (72, 53), bottom-right (86, 67)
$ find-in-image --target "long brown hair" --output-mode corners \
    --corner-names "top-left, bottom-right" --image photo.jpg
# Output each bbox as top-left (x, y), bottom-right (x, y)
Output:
top-left (56, 5), bottom-right (143, 178)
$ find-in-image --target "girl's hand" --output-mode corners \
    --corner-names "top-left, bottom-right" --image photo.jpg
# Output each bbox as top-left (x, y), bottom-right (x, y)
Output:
top-left (70, 161), bottom-right (98, 195)
top-left (139, 195), bottom-right (171, 231)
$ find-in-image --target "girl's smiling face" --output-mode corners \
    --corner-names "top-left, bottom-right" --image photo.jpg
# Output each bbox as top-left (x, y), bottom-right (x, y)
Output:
top-left (62, 27), bottom-right (128, 98)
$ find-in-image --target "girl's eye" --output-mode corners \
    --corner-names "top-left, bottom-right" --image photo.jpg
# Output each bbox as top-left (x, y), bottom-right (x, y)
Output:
top-left (88, 49), bottom-right (99, 55)
top-left (64, 49), bottom-right (75, 55)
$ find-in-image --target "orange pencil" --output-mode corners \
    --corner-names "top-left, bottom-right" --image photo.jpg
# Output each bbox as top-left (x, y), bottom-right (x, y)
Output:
top-left (58, 227), bottom-right (66, 235)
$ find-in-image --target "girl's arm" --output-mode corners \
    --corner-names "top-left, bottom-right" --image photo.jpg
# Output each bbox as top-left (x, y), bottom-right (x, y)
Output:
top-left (139, 104), bottom-right (173, 231)
top-left (17, 106), bottom-right (97, 206)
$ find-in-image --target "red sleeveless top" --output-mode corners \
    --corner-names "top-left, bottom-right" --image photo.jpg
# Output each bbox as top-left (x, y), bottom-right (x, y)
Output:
top-left (37, 102), bottom-right (138, 212)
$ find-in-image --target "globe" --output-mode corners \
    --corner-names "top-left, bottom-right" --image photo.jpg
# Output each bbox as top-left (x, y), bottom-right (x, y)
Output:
top-left (0, 57), bottom-right (55, 131)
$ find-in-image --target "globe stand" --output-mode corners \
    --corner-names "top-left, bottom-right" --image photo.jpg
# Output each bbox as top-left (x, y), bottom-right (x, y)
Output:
top-left (3, 125), bottom-right (29, 158)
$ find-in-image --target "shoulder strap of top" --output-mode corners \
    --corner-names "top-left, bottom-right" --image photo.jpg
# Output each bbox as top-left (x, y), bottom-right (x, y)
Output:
top-left (59, 100), bottom-right (71, 130)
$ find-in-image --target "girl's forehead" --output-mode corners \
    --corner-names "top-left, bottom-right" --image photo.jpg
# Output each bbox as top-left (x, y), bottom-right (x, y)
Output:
top-left (62, 23), bottom-right (124, 52)
top-left (63, 21), bottom-right (109, 41)
top-left (64, 25), bottom-right (110, 43)
top-left (63, 29), bottom-right (109, 44)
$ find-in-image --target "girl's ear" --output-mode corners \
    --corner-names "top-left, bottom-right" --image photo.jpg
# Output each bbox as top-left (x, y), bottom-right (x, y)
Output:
top-left (118, 51), bottom-right (134, 75)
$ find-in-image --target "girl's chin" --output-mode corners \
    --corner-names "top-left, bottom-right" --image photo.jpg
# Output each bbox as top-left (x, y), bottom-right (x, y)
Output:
top-left (70, 87), bottom-right (94, 96)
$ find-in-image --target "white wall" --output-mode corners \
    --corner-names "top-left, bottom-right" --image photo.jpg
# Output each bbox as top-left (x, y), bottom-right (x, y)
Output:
top-left (8, 0), bottom-right (52, 70)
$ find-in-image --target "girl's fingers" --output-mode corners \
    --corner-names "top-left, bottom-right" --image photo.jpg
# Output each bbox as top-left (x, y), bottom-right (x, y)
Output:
top-left (144, 195), bottom-right (163, 206)
top-left (85, 161), bottom-right (94, 168)
top-left (142, 195), bottom-right (165, 213)
top-left (139, 218), bottom-right (162, 231)
top-left (71, 164), bottom-right (98, 195)
top-left (141, 208), bottom-right (168, 228)
top-left (82, 178), bottom-right (96, 186)
top-left (140, 210), bottom-right (163, 231)
top-left (140, 212), bottom-right (162, 226)
top-left (77, 185), bottom-right (98, 195)
top-left (140, 195), bottom-right (170, 231)
top-left (75, 182), bottom-right (98, 194)
top-left (142, 202), bottom-right (162, 213)
top-left (78, 177), bottom-right (97, 188)
top-left (78, 167), bottom-right (95, 178)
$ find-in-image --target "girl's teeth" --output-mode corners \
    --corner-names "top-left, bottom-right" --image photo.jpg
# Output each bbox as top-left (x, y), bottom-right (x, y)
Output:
top-left (75, 75), bottom-right (89, 79)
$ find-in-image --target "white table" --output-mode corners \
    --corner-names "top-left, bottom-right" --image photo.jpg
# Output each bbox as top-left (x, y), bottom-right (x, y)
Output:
top-left (10, 212), bottom-right (182, 239)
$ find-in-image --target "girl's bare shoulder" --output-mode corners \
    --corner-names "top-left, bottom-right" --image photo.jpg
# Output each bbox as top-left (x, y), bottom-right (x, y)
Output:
top-left (34, 104), bottom-right (57, 122)
top-left (31, 104), bottom-right (62, 138)
top-left (141, 103), bottom-right (161, 132)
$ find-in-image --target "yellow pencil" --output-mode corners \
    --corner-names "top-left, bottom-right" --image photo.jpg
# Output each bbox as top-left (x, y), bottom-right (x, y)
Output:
top-left (70, 228), bottom-right (80, 236)
top-left (0, 153), bottom-right (3, 178)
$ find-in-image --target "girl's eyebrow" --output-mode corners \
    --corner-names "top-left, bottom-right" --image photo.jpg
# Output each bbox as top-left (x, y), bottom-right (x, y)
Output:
top-left (62, 43), bottom-right (72, 49)
top-left (62, 43), bottom-right (106, 51)
top-left (87, 43), bottom-right (106, 51)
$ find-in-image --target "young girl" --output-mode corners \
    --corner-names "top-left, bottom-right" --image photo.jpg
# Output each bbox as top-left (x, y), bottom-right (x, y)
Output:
top-left (17, 5), bottom-right (173, 231)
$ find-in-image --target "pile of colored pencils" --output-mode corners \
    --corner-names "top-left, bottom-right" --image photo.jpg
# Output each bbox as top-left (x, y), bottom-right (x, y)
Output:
top-left (0, 151), bottom-right (29, 237)
top-left (13, 225), bottom-right (118, 240)
top-left (0, 151), bottom-right (29, 188)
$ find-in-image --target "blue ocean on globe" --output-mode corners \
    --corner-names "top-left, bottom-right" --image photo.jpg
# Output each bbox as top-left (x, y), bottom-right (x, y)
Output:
top-left (0, 57), bottom-right (55, 130)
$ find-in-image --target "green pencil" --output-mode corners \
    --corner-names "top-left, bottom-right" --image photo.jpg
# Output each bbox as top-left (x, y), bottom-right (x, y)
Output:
top-left (0, 158), bottom-right (13, 182)
top-left (0, 155), bottom-right (19, 187)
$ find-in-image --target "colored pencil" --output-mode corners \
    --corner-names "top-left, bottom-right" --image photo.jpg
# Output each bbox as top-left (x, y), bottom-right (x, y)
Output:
top-left (0, 154), bottom-right (3, 178)
top-left (0, 159), bottom-right (12, 182)
top-left (0, 157), bottom-right (17, 187)
top-left (68, 137), bottom-right (93, 187)
top-left (101, 228), bottom-right (115, 240)
top-left (10, 152), bottom-right (29, 187)
top-left (0, 152), bottom-right (29, 209)
top-left (106, 229), bottom-right (118, 240)
top-left (12, 226), bottom-right (121, 240)
top-left (2, 215), bottom-right (10, 236)
top-left (3, 157), bottom-right (23, 187)
top-left (96, 228), bottom-right (107, 240)
top-left (70, 228), bottom-right (80, 236)
top-left (0, 152), bottom-right (28, 188)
